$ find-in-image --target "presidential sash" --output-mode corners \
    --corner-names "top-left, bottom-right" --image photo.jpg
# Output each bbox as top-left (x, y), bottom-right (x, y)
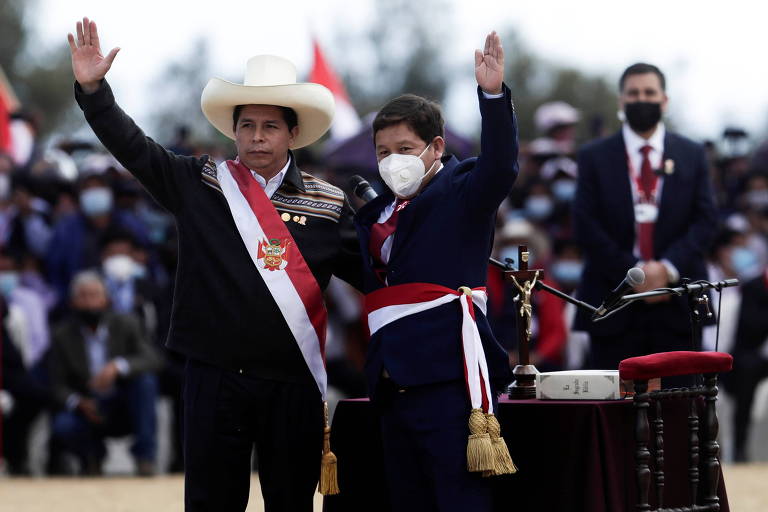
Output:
top-left (217, 159), bottom-right (339, 494)
top-left (218, 159), bottom-right (328, 398)
top-left (364, 282), bottom-right (517, 476)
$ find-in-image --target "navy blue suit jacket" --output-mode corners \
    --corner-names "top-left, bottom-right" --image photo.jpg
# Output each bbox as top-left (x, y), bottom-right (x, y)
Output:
top-left (354, 85), bottom-right (518, 395)
top-left (573, 130), bottom-right (717, 336)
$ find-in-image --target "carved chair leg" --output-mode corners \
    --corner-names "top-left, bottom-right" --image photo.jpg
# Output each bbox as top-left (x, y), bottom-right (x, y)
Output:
top-left (688, 396), bottom-right (700, 506)
top-left (702, 374), bottom-right (721, 510)
top-left (653, 400), bottom-right (665, 509)
top-left (634, 379), bottom-right (652, 512)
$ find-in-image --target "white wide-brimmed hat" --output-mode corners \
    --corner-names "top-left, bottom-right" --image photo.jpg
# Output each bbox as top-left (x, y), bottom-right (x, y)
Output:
top-left (201, 55), bottom-right (335, 149)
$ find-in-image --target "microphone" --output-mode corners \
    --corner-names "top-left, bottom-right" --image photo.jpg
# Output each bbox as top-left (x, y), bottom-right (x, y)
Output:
top-left (592, 267), bottom-right (646, 319)
top-left (349, 175), bottom-right (378, 203)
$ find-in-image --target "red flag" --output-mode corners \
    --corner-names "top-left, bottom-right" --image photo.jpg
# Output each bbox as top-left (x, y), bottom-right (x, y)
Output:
top-left (309, 39), bottom-right (361, 141)
top-left (0, 67), bottom-right (19, 154)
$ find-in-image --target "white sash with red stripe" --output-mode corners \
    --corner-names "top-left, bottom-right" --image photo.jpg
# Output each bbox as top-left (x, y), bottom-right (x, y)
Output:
top-left (364, 283), bottom-right (495, 414)
top-left (217, 160), bottom-right (329, 399)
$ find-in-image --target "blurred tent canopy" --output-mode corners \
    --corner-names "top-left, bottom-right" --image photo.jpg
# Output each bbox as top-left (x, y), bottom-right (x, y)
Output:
top-left (324, 113), bottom-right (476, 182)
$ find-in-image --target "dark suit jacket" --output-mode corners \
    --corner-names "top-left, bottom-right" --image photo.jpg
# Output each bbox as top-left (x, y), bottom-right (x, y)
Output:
top-left (573, 130), bottom-right (717, 336)
top-left (354, 85), bottom-right (518, 394)
top-left (49, 312), bottom-right (161, 408)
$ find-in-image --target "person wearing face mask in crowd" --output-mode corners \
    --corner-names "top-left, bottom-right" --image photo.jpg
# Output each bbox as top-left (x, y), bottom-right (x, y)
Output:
top-left (573, 63), bottom-right (717, 384)
top-left (487, 220), bottom-right (576, 372)
top-left (353, 32), bottom-right (518, 512)
top-left (0, 248), bottom-right (54, 474)
top-left (728, 266), bottom-right (768, 462)
top-left (522, 182), bottom-right (555, 225)
top-left (47, 271), bottom-right (161, 475)
top-left (45, 170), bottom-right (149, 313)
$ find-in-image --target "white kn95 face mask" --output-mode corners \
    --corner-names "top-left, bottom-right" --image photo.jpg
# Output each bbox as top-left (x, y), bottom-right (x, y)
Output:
top-left (378, 143), bottom-right (436, 199)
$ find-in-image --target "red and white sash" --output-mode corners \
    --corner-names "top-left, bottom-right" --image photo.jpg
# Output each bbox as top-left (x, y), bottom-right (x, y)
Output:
top-left (217, 160), bottom-right (329, 399)
top-left (364, 283), bottom-right (494, 414)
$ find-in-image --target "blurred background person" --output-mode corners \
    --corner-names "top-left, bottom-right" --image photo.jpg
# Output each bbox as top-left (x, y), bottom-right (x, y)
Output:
top-left (45, 168), bottom-right (149, 314)
top-left (573, 63), bottom-right (717, 384)
top-left (0, 296), bottom-right (54, 475)
top-left (47, 271), bottom-right (160, 476)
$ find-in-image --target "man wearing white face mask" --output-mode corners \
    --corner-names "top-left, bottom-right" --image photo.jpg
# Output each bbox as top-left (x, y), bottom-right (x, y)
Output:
top-left (354, 32), bottom-right (519, 512)
top-left (46, 171), bottom-right (150, 310)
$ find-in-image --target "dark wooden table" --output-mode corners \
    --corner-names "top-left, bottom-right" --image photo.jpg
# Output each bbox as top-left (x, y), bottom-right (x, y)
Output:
top-left (323, 397), bottom-right (729, 512)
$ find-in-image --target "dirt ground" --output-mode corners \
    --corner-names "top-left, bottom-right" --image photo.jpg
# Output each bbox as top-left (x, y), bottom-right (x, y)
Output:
top-left (0, 464), bottom-right (764, 511)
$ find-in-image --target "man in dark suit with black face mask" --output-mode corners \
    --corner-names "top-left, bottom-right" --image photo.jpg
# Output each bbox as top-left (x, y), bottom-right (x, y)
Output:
top-left (573, 63), bottom-right (717, 380)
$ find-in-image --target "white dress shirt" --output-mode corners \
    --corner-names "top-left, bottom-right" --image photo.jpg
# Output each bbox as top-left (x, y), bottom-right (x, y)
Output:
top-left (623, 122), bottom-right (665, 182)
top-left (622, 122), bottom-right (679, 283)
top-left (250, 156), bottom-right (291, 198)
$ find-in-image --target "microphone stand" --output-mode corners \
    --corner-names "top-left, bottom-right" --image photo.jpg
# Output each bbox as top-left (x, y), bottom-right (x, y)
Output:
top-left (489, 251), bottom-right (738, 399)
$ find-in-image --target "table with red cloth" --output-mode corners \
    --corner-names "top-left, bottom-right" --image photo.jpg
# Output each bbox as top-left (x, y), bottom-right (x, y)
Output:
top-left (323, 397), bottom-right (729, 512)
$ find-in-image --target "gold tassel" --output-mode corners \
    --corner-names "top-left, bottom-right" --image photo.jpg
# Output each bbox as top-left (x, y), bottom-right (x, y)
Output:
top-left (482, 413), bottom-right (517, 477)
top-left (319, 402), bottom-right (340, 495)
top-left (466, 408), bottom-right (495, 472)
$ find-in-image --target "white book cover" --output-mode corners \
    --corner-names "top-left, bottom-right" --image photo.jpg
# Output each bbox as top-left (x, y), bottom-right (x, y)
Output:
top-left (536, 370), bottom-right (622, 400)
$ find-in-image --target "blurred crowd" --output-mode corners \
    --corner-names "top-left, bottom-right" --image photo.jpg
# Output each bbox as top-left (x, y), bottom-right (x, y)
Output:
top-left (0, 100), bottom-right (767, 477)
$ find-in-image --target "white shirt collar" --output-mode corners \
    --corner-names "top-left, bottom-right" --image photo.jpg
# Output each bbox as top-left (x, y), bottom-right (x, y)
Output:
top-left (250, 155), bottom-right (291, 196)
top-left (622, 122), bottom-right (666, 157)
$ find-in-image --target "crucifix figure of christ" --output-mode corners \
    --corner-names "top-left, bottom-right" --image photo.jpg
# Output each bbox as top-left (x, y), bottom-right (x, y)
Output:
top-left (505, 245), bottom-right (544, 399)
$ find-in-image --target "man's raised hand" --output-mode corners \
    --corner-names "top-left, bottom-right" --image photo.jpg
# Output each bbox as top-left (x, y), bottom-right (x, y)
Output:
top-left (474, 31), bottom-right (504, 95)
top-left (67, 17), bottom-right (120, 94)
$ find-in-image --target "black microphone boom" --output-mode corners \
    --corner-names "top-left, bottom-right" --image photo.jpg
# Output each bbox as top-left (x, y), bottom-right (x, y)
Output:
top-left (349, 175), bottom-right (378, 203)
top-left (592, 267), bottom-right (646, 320)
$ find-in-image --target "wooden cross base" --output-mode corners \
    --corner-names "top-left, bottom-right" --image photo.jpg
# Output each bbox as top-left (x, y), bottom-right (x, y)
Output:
top-left (508, 364), bottom-right (539, 399)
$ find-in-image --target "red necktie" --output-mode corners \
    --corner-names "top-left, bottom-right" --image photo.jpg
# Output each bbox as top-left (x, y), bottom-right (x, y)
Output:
top-left (638, 145), bottom-right (657, 260)
top-left (369, 199), bottom-right (407, 282)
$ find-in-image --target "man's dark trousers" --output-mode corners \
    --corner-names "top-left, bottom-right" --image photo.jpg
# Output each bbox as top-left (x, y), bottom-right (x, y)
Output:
top-left (183, 358), bottom-right (324, 512)
top-left (375, 379), bottom-right (495, 512)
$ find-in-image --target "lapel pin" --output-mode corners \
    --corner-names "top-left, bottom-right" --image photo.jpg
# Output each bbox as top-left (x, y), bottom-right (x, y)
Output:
top-left (654, 159), bottom-right (675, 177)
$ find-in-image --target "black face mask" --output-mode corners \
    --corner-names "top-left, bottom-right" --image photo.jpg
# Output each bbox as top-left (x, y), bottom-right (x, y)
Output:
top-left (624, 101), bottom-right (662, 133)
top-left (77, 308), bottom-right (104, 329)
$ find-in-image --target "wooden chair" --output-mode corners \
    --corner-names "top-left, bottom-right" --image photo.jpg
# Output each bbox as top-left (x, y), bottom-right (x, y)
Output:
top-left (619, 351), bottom-right (733, 512)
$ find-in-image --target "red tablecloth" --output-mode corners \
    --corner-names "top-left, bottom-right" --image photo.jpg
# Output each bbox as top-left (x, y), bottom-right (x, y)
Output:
top-left (323, 397), bottom-right (729, 512)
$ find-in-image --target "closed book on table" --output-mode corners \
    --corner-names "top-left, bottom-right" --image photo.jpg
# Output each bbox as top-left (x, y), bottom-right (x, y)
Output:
top-left (536, 370), bottom-right (623, 400)
top-left (536, 370), bottom-right (661, 400)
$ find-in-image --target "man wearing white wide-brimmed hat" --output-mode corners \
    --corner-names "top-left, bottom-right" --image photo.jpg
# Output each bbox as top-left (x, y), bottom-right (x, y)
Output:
top-left (68, 17), bottom-right (361, 511)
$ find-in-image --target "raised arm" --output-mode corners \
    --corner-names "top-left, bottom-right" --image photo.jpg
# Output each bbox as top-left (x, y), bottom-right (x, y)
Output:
top-left (68, 18), bottom-right (199, 213)
top-left (465, 31), bottom-right (519, 212)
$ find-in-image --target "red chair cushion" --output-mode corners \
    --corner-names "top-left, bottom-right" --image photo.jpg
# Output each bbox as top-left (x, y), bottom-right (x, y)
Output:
top-left (619, 351), bottom-right (733, 381)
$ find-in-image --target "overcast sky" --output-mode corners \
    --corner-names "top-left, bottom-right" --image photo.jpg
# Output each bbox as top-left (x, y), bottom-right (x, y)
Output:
top-left (32, 0), bottom-right (768, 144)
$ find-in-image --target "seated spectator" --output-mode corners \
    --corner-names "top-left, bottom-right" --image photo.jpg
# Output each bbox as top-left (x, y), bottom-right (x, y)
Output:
top-left (5, 174), bottom-right (54, 262)
top-left (45, 169), bottom-right (149, 311)
top-left (48, 271), bottom-right (160, 476)
top-left (0, 300), bottom-right (54, 475)
top-left (0, 249), bottom-right (51, 372)
top-left (99, 229), bottom-right (156, 330)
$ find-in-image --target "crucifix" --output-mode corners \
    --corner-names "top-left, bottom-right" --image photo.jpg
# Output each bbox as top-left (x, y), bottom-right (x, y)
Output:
top-left (505, 245), bottom-right (544, 399)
